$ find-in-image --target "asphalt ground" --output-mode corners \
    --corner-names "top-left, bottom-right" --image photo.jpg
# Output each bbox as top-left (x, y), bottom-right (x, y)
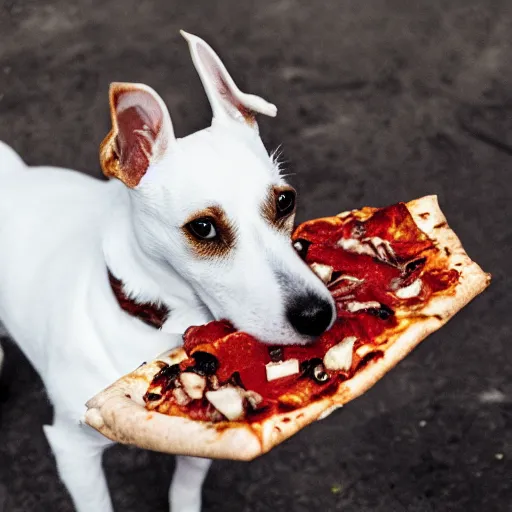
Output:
top-left (0, 1), bottom-right (510, 510)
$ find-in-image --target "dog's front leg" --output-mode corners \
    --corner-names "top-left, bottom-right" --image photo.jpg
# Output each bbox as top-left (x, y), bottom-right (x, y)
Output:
top-left (161, 307), bottom-right (214, 512)
top-left (169, 456), bottom-right (212, 512)
top-left (44, 418), bottom-right (113, 512)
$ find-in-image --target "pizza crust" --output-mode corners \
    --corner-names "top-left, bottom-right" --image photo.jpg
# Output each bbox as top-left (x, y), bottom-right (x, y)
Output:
top-left (84, 195), bottom-right (490, 460)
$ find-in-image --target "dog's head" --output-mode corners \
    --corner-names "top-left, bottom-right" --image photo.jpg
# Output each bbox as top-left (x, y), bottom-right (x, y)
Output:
top-left (100, 31), bottom-right (335, 345)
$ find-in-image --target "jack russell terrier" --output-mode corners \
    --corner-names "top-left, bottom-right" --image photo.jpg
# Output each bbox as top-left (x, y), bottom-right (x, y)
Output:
top-left (0, 32), bottom-right (335, 512)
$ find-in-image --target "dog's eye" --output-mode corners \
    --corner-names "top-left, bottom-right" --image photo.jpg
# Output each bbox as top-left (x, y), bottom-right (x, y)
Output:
top-left (187, 218), bottom-right (218, 240)
top-left (276, 190), bottom-right (296, 218)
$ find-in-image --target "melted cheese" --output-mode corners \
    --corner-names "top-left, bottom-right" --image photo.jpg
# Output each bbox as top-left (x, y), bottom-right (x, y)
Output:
top-left (265, 359), bottom-right (300, 381)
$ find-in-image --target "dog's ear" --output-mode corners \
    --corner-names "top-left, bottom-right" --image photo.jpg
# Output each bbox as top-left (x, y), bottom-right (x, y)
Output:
top-left (181, 31), bottom-right (277, 131)
top-left (100, 83), bottom-right (175, 188)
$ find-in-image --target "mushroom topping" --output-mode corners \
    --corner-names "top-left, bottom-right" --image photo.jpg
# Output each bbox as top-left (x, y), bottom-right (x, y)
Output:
top-left (338, 237), bottom-right (397, 265)
top-left (173, 387), bottom-right (192, 406)
top-left (180, 372), bottom-right (207, 400)
top-left (208, 374), bottom-right (220, 391)
top-left (395, 278), bottom-right (422, 299)
top-left (345, 300), bottom-right (381, 312)
top-left (310, 262), bottom-right (333, 284)
top-left (323, 336), bottom-right (357, 371)
top-left (244, 390), bottom-right (264, 410)
top-left (329, 275), bottom-right (365, 298)
top-left (205, 387), bottom-right (245, 421)
top-left (328, 274), bottom-right (364, 288)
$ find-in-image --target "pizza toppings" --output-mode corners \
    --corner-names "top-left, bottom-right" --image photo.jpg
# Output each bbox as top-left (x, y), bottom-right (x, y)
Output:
top-left (173, 387), bottom-right (192, 406)
top-left (309, 262), bottom-right (333, 284)
top-left (337, 236), bottom-right (396, 265)
top-left (265, 359), bottom-right (300, 381)
top-left (312, 363), bottom-right (329, 382)
top-left (293, 239), bottom-right (310, 259)
top-left (329, 275), bottom-right (365, 298)
top-left (299, 358), bottom-right (331, 383)
top-left (244, 390), bottom-right (264, 409)
top-left (344, 300), bottom-right (382, 312)
top-left (205, 387), bottom-right (245, 421)
top-left (323, 336), bottom-right (357, 371)
top-left (395, 278), bottom-right (422, 299)
top-left (180, 372), bottom-right (207, 400)
top-left (268, 346), bottom-right (284, 362)
top-left (367, 304), bottom-right (395, 320)
top-left (144, 200), bottom-right (461, 425)
top-left (190, 351), bottom-right (219, 376)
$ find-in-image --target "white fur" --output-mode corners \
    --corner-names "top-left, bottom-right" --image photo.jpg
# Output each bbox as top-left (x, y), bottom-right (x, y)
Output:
top-left (0, 33), bottom-right (334, 511)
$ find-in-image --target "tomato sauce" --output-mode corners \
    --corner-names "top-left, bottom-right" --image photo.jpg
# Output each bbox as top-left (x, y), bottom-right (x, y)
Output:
top-left (146, 203), bottom-right (459, 423)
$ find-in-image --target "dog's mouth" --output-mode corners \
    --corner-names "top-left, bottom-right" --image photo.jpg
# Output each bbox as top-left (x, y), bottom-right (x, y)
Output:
top-left (183, 234), bottom-right (336, 346)
top-left (195, 288), bottom-right (335, 347)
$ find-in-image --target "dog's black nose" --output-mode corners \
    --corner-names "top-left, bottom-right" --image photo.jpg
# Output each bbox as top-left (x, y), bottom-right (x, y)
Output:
top-left (286, 295), bottom-right (334, 337)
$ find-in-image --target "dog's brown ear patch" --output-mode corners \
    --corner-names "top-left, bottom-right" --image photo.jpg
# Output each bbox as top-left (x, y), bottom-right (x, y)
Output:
top-left (100, 83), bottom-right (171, 188)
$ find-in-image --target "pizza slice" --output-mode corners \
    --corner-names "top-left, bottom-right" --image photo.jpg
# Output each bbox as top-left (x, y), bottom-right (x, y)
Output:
top-left (85, 195), bottom-right (490, 460)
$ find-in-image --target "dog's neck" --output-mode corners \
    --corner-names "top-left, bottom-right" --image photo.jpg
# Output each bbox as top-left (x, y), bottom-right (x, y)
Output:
top-left (107, 270), bottom-right (169, 328)
top-left (102, 182), bottom-right (203, 318)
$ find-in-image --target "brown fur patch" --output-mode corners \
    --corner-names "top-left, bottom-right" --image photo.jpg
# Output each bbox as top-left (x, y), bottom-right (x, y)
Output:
top-left (108, 269), bottom-right (169, 328)
top-left (261, 185), bottom-right (297, 233)
top-left (100, 83), bottom-right (162, 188)
top-left (237, 104), bottom-right (257, 126)
top-left (182, 206), bottom-right (236, 258)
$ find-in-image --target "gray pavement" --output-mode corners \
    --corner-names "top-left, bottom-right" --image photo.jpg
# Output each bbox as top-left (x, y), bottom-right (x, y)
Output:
top-left (0, 1), bottom-right (511, 510)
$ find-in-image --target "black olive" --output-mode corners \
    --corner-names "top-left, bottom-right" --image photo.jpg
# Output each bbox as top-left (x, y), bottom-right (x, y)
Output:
top-left (300, 358), bottom-right (323, 377)
top-left (293, 239), bottom-right (311, 260)
top-left (301, 358), bottom-right (330, 383)
top-left (191, 351), bottom-right (219, 376)
top-left (313, 364), bottom-right (330, 383)
top-left (404, 257), bottom-right (426, 275)
top-left (145, 393), bottom-right (162, 401)
top-left (330, 271), bottom-right (343, 282)
top-left (158, 364), bottom-right (181, 380)
top-left (367, 304), bottom-right (394, 320)
top-left (269, 346), bottom-right (283, 362)
top-left (155, 364), bottom-right (181, 392)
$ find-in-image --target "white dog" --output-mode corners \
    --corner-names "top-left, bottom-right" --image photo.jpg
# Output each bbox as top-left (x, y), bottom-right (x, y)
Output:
top-left (0, 32), bottom-right (335, 512)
